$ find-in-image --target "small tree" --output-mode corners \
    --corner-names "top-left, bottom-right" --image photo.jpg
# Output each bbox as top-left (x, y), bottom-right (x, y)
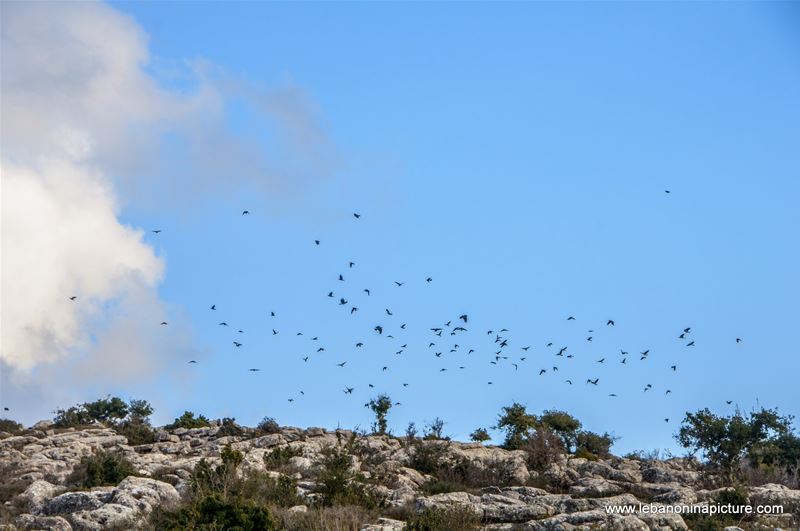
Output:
top-left (423, 417), bottom-right (447, 440)
top-left (128, 399), bottom-right (154, 421)
top-left (540, 410), bottom-right (582, 452)
top-left (82, 396), bottom-right (129, 423)
top-left (368, 394), bottom-right (392, 435)
top-left (677, 407), bottom-right (793, 482)
top-left (470, 428), bottom-right (491, 443)
top-left (495, 402), bottom-right (538, 450)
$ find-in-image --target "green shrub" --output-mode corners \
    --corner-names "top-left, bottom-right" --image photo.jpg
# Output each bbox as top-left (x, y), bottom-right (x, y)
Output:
top-left (406, 506), bottom-right (481, 530)
top-left (317, 443), bottom-right (382, 509)
top-left (153, 494), bottom-right (277, 531)
top-left (241, 472), bottom-right (301, 508)
top-left (422, 417), bottom-right (448, 440)
top-left (0, 419), bottom-right (24, 435)
top-left (264, 445), bottom-right (304, 471)
top-left (575, 431), bottom-right (615, 459)
top-left (407, 441), bottom-right (450, 476)
top-left (522, 426), bottom-right (565, 472)
top-left (257, 416), bottom-right (281, 435)
top-left (166, 411), bottom-right (211, 430)
top-left (68, 450), bottom-right (137, 488)
top-left (116, 419), bottom-right (156, 445)
top-left (683, 485), bottom-right (750, 530)
top-left (470, 428), bottom-right (491, 443)
top-left (216, 417), bottom-right (244, 437)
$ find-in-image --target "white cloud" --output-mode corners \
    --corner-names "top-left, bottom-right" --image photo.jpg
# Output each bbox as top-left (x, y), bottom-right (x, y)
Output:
top-left (0, 1), bottom-right (334, 418)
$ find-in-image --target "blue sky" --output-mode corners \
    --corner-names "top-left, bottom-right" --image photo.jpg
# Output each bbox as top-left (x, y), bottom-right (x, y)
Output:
top-left (24, 1), bottom-right (800, 453)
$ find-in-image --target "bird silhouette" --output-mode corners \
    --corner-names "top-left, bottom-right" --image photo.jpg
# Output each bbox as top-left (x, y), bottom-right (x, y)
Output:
top-left (69, 296), bottom-right (77, 301)
top-left (249, 368), bottom-right (260, 372)
top-left (188, 360), bottom-right (198, 364)
top-left (160, 321), bottom-right (168, 325)
top-left (344, 387), bottom-right (354, 394)
top-left (374, 326), bottom-right (383, 334)
top-left (607, 320), bottom-right (615, 326)
top-left (394, 281), bottom-right (404, 287)
top-left (353, 213), bottom-right (361, 218)
top-left (426, 277), bottom-right (433, 282)
top-left (587, 378), bottom-right (599, 385)
top-left (152, 229), bottom-right (162, 234)
top-left (210, 304), bottom-right (216, 310)
top-left (567, 316), bottom-right (576, 321)
top-left (242, 210), bottom-right (249, 215)
top-left (337, 362), bottom-right (347, 367)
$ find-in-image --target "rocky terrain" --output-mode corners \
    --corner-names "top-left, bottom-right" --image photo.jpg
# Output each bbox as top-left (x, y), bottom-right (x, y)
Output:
top-left (1, 421), bottom-right (798, 530)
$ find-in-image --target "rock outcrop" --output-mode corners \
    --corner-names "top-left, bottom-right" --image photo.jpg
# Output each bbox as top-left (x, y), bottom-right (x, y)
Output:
top-left (1, 423), bottom-right (798, 530)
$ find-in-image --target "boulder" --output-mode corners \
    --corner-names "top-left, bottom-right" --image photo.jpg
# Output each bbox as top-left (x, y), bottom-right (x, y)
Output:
top-left (20, 480), bottom-right (61, 513)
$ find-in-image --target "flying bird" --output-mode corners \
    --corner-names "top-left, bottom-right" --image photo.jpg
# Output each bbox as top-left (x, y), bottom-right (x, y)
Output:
top-left (242, 210), bottom-right (249, 215)
top-left (152, 229), bottom-right (162, 234)
top-left (210, 304), bottom-right (216, 310)
top-left (69, 296), bottom-right (77, 301)
top-left (607, 320), bottom-right (615, 326)
top-left (337, 362), bottom-right (347, 367)
top-left (394, 281), bottom-right (404, 287)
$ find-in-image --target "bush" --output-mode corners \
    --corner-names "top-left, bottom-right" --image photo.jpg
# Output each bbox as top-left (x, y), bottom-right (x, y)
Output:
top-left (495, 402), bottom-right (538, 450)
top-left (406, 506), bottom-right (481, 530)
top-left (317, 443), bottom-right (381, 509)
top-left (0, 419), bottom-right (24, 435)
top-left (423, 417), bottom-right (448, 440)
top-left (575, 430), bottom-right (615, 459)
top-left (166, 411), bottom-right (211, 430)
top-left (683, 484), bottom-right (750, 531)
top-left (257, 416), bottom-right (281, 435)
top-left (68, 450), bottom-right (137, 488)
top-left (216, 417), bottom-right (244, 437)
top-left (241, 472), bottom-right (302, 508)
top-left (153, 494), bottom-right (277, 531)
top-left (522, 426), bottom-right (564, 472)
top-left (115, 419), bottom-right (156, 446)
top-left (263, 445), bottom-right (304, 471)
top-left (470, 428), bottom-right (491, 443)
top-left (408, 441), bottom-right (450, 476)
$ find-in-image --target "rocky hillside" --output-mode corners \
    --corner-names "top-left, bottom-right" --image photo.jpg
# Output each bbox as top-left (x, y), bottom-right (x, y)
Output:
top-left (1, 421), bottom-right (798, 530)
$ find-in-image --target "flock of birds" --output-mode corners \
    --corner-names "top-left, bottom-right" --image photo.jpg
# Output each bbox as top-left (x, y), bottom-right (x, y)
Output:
top-left (53, 205), bottom-right (747, 430)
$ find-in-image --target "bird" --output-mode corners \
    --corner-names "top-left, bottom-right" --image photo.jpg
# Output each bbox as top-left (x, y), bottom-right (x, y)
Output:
top-left (587, 378), bottom-right (599, 385)
top-left (586, 336), bottom-right (593, 342)
top-left (684, 327), bottom-right (691, 333)
top-left (349, 261), bottom-right (355, 268)
top-left (609, 394), bottom-right (617, 397)
top-left (288, 398), bottom-right (294, 403)
top-left (665, 190), bottom-right (671, 194)
top-left (188, 360), bottom-right (198, 364)
top-left (567, 316), bottom-right (576, 321)
top-left (736, 338), bottom-right (742, 343)
top-left (621, 358), bottom-right (627, 364)
top-left (607, 320), bottom-right (615, 326)
top-left (597, 358), bottom-right (605, 363)
top-left (382, 366), bottom-right (388, 371)
top-left (356, 342), bottom-right (363, 347)
top-left (219, 322), bottom-right (228, 326)
top-left (459, 314), bottom-right (468, 323)
top-left (233, 341), bottom-right (242, 347)
top-left (374, 325), bottom-right (383, 334)
top-left (670, 365), bottom-right (677, 371)
top-left (386, 309), bottom-right (393, 315)
top-left (665, 389), bottom-right (672, 395)
top-left (363, 289), bottom-right (370, 296)
top-left (315, 240), bottom-right (320, 245)
top-left (539, 369), bottom-right (547, 375)
top-left (351, 307), bottom-right (358, 314)
top-left (353, 213), bottom-right (361, 218)
top-left (160, 321), bottom-right (168, 325)
top-left (272, 329), bottom-right (278, 335)
top-left (339, 298), bottom-right (348, 305)
top-left (344, 387), bottom-right (354, 394)
top-left (152, 229), bottom-right (162, 234)
top-left (686, 341), bottom-right (695, 347)
top-left (426, 277), bottom-right (433, 282)
top-left (565, 380), bottom-right (573, 385)
top-left (726, 400), bottom-right (733, 405)
top-left (521, 346), bottom-right (530, 351)
top-left (337, 362), bottom-right (347, 367)
top-left (210, 304), bottom-right (216, 310)
top-left (302, 356), bottom-right (309, 362)
top-left (69, 296), bottom-right (77, 301)
top-left (338, 274), bottom-right (344, 281)
top-left (242, 210), bottom-right (249, 215)
top-left (394, 281), bottom-right (404, 287)
top-left (248, 368), bottom-right (260, 372)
